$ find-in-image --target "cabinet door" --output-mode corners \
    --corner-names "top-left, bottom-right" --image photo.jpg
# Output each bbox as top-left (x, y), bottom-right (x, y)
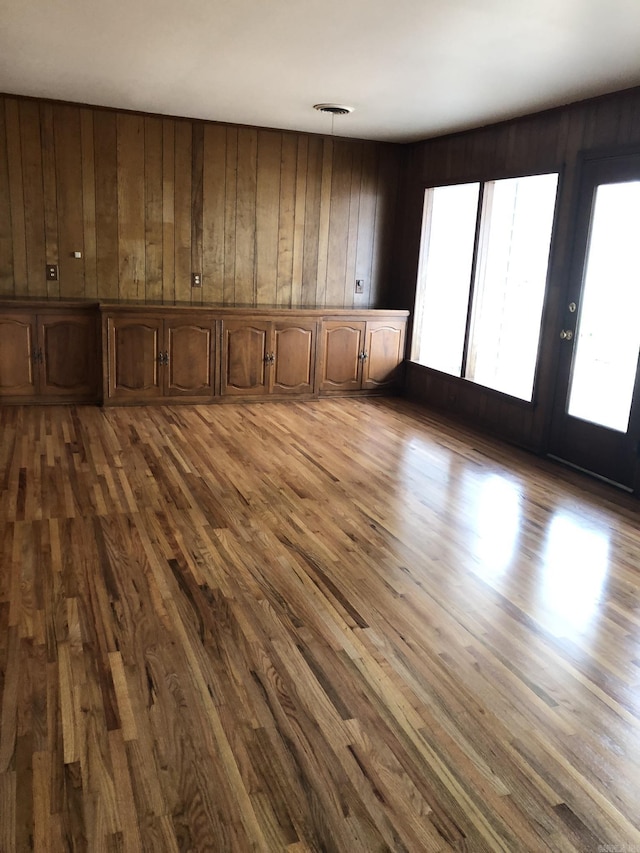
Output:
top-left (362, 320), bottom-right (406, 390)
top-left (0, 314), bottom-right (38, 397)
top-left (38, 313), bottom-right (100, 399)
top-left (271, 322), bottom-right (316, 395)
top-left (221, 321), bottom-right (269, 396)
top-left (107, 316), bottom-right (163, 400)
top-left (165, 318), bottom-right (216, 398)
top-left (319, 322), bottom-right (365, 392)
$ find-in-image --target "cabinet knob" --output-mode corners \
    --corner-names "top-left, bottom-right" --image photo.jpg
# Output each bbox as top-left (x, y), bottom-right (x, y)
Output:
top-left (358, 351), bottom-right (368, 361)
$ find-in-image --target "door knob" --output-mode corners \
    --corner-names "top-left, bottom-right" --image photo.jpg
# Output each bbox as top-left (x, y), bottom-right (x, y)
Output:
top-left (568, 302), bottom-right (577, 313)
top-left (560, 329), bottom-right (574, 341)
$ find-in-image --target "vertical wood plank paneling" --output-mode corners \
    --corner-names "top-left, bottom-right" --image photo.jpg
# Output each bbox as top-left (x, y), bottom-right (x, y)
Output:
top-left (355, 144), bottom-right (378, 309)
top-left (291, 135), bottom-right (308, 307)
top-left (371, 145), bottom-right (399, 308)
top-left (202, 124), bottom-right (226, 304)
top-left (223, 127), bottom-right (238, 305)
top-left (5, 99), bottom-right (27, 294)
top-left (0, 99), bottom-right (14, 294)
top-left (0, 96), bottom-right (396, 309)
top-left (116, 113), bottom-right (145, 301)
top-left (53, 105), bottom-right (85, 297)
top-left (369, 146), bottom-right (387, 309)
top-left (53, 106), bottom-right (85, 298)
top-left (315, 139), bottom-right (333, 306)
top-left (325, 140), bottom-right (352, 307)
top-left (162, 119), bottom-right (175, 302)
top-left (80, 110), bottom-right (98, 298)
top-left (94, 111), bottom-right (119, 299)
top-left (276, 133), bottom-right (297, 308)
top-left (255, 129), bottom-right (281, 305)
top-left (616, 94), bottom-right (635, 144)
top-left (174, 120), bottom-right (192, 303)
top-left (301, 136), bottom-right (322, 306)
top-left (39, 104), bottom-right (58, 294)
top-left (191, 121), bottom-right (204, 305)
top-left (345, 142), bottom-right (362, 308)
top-left (235, 127), bottom-right (257, 305)
top-left (18, 101), bottom-right (46, 296)
top-left (144, 117), bottom-right (164, 302)
top-left (624, 96), bottom-right (640, 143)
top-left (3, 88), bottom-right (638, 315)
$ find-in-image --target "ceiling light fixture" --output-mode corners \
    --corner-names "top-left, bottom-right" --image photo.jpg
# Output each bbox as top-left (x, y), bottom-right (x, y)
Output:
top-left (313, 104), bottom-right (354, 116)
top-left (313, 103), bottom-right (354, 136)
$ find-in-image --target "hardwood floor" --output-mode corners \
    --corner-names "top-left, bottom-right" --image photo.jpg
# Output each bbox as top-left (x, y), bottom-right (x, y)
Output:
top-left (1, 398), bottom-right (639, 852)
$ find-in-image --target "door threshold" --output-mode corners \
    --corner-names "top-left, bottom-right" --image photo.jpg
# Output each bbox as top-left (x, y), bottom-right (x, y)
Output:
top-left (546, 454), bottom-right (634, 493)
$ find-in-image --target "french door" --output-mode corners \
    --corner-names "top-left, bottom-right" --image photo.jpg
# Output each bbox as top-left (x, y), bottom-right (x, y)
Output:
top-left (548, 152), bottom-right (640, 490)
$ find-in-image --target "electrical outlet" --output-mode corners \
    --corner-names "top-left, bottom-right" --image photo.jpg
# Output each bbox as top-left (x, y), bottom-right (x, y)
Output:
top-left (46, 264), bottom-right (58, 281)
top-left (355, 279), bottom-right (364, 294)
top-left (192, 273), bottom-right (202, 288)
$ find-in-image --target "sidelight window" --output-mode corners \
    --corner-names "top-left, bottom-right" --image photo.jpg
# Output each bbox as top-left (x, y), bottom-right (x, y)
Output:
top-left (411, 173), bottom-right (558, 401)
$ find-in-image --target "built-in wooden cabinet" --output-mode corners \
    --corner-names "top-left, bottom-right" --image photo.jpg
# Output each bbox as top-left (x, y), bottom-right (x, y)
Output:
top-left (105, 313), bottom-right (216, 402)
top-left (319, 318), bottom-right (406, 394)
top-left (0, 307), bottom-right (100, 402)
top-left (0, 301), bottom-right (407, 406)
top-left (221, 319), bottom-right (316, 397)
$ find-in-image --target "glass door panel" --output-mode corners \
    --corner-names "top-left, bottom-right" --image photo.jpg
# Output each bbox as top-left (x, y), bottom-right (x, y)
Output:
top-left (548, 153), bottom-right (640, 490)
top-left (567, 181), bottom-right (640, 432)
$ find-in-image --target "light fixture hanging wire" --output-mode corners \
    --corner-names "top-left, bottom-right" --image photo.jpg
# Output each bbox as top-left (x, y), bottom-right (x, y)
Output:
top-left (313, 104), bottom-right (354, 137)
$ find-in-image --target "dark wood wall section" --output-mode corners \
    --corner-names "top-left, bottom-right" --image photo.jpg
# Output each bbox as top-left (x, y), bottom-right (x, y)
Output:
top-left (394, 86), bottom-right (640, 451)
top-left (0, 96), bottom-right (399, 308)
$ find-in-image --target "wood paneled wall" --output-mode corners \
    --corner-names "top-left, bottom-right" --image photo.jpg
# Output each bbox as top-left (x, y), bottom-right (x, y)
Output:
top-left (395, 85), bottom-right (640, 450)
top-left (0, 96), bottom-right (399, 308)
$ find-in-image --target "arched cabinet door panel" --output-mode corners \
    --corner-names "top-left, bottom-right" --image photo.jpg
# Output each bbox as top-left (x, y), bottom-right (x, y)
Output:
top-left (165, 320), bottom-right (215, 397)
top-left (362, 322), bottom-right (406, 390)
top-left (221, 321), bottom-right (269, 395)
top-left (108, 316), bottom-right (163, 399)
top-left (0, 315), bottom-right (37, 396)
top-left (272, 323), bottom-right (316, 395)
top-left (39, 314), bottom-right (99, 397)
top-left (319, 322), bottom-right (366, 392)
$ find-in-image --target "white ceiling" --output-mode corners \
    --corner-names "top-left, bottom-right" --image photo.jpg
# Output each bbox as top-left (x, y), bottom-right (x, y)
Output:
top-left (1, 0), bottom-right (640, 143)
